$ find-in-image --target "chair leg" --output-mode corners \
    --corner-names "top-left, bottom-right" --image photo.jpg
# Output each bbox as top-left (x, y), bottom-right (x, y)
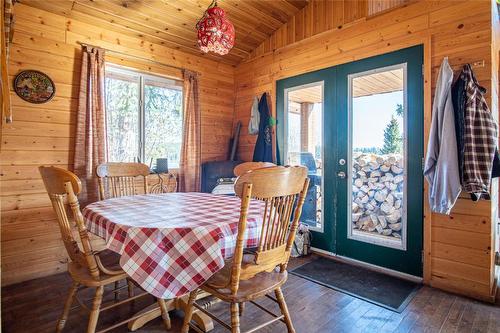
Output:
top-left (181, 290), bottom-right (198, 333)
top-left (238, 302), bottom-right (245, 316)
top-left (275, 287), bottom-right (295, 333)
top-left (127, 279), bottom-right (134, 297)
top-left (87, 286), bottom-right (104, 333)
top-left (56, 282), bottom-right (79, 333)
top-left (114, 281), bottom-right (119, 301)
top-left (157, 298), bottom-right (172, 330)
top-left (230, 302), bottom-right (240, 333)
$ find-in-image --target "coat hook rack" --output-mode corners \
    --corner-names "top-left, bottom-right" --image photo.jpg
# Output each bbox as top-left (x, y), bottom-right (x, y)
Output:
top-left (472, 60), bottom-right (485, 68)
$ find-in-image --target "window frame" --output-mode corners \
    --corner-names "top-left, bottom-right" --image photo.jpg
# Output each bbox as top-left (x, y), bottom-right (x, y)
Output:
top-left (283, 81), bottom-right (325, 233)
top-left (104, 64), bottom-right (184, 168)
top-left (346, 63), bottom-right (408, 251)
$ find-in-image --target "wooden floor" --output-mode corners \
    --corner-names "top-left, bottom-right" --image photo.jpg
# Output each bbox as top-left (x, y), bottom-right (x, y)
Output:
top-left (2, 256), bottom-right (500, 333)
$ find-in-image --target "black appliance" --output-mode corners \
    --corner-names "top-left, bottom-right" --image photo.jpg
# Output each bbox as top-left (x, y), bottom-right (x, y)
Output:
top-left (201, 160), bottom-right (242, 193)
top-left (201, 122), bottom-right (243, 193)
top-left (300, 152), bottom-right (321, 227)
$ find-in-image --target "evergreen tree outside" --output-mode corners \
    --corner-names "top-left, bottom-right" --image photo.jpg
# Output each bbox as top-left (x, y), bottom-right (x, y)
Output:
top-left (381, 115), bottom-right (403, 154)
top-left (395, 103), bottom-right (404, 117)
top-left (105, 77), bottom-right (140, 163)
top-left (105, 74), bottom-right (183, 168)
top-left (353, 147), bottom-right (379, 154)
top-left (144, 84), bottom-right (182, 168)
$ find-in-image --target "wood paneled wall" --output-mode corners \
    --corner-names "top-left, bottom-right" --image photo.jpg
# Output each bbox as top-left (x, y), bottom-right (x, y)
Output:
top-left (1, 0), bottom-right (498, 302)
top-left (0, 3), bottom-right (235, 286)
top-left (234, 0), bottom-right (497, 301)
top-left (247, 0), bottom-right (410, 60)
top-left (491, 1), bottom-right (500, 288)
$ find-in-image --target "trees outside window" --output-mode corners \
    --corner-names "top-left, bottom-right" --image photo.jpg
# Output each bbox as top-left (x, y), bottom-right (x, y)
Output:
top-left (105, 65), bottom-right (183, 170)
top-left (381, 104), bottom-right (404, 155)
top-left (381, 115), bottom-right (403, 154)
top-left (105, 75), bottom-right (140, 163)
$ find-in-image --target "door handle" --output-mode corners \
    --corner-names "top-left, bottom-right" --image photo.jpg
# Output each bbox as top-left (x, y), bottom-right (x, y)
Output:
top-left (337, 171), bottom-right (346, 179)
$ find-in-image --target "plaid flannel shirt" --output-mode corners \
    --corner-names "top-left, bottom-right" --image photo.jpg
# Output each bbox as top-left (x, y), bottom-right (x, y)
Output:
top-left (462, 64), bottom-right (498, 200)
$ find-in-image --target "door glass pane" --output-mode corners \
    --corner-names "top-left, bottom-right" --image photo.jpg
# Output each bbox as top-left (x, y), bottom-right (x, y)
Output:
top-left (144, 80), bottom-right (183, 169)
top-left (286, 83), bottom-right (323, 230)
top-left (348, 65), bottom-right (406, 249)
top-left (105, 71), bottom-right (140, 162)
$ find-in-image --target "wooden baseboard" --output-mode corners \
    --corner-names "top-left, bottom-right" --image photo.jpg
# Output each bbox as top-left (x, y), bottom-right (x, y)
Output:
top-left (430, 276), bottom-right (496, 304)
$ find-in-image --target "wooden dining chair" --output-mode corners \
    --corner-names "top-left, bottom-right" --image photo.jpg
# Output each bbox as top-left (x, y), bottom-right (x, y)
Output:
top-left (233, 161), bottom-right (276, 177)
top-left (181, 166), bottom-right (310, 333)
top-left (96, 162), bottom-right (150, 200)
top-left (39, 166), bottom-right (172, 333)
top-left (149, 172), bottom-right (178, 194)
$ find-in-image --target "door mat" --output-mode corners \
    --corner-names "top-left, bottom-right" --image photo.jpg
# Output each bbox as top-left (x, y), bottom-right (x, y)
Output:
top-left (290, 257), bottom-right (421, 312)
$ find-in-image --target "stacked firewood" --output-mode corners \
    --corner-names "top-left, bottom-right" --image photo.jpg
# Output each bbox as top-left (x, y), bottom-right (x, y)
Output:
top-left (351, 153), bottom-right (404, 239)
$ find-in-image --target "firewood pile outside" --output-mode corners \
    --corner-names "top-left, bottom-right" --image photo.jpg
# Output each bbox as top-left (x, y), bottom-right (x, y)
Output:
top-left (351, 153), bottom-right (404, 239)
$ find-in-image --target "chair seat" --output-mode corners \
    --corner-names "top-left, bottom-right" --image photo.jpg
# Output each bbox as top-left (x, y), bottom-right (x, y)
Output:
top-left (202, 256), bottom-right (288, 303)
top-left (96, 249), bottom-right (123, 270)
top-left (68, 250), bottom-right (128, 287)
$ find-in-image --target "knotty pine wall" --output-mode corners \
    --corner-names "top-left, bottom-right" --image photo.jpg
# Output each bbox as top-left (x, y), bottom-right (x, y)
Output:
top-left (0, 3), bottom-right (235, 286)
top-left (491, 1), bottom-right (500, 285)
top-left (234, 0), bottom-right (498, 301)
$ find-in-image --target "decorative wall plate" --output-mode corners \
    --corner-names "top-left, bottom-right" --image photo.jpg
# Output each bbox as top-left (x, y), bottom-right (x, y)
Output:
top-left (14, 70), bottom-right (55, 104)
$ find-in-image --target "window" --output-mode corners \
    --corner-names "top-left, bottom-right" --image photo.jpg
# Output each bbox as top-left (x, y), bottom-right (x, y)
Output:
top-left (105, 65), bottom-right (183, 170)
top-left (285, 82), bottom-right (324, 231)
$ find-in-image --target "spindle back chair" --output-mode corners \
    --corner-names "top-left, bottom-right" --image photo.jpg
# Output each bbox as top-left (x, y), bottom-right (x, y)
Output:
top-left (233, 161), bottom-right (276, 177)
top-left (39, 166), bottom-right (171, 333)
top-left (96, 162), bottom-right (150, 200)
top-left (182, 166), bottom-right (309, 333)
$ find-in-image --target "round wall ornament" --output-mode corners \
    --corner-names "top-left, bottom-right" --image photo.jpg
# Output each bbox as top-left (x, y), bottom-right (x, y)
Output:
top-left (14, 70), bottom-right (55, 104)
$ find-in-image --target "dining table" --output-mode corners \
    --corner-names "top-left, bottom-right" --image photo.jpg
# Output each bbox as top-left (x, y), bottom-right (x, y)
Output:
top-left (82, 192), bottom-right (265, 331)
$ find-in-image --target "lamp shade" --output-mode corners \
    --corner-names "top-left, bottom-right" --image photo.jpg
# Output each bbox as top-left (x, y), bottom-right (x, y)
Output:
top-left (196, 5), bottom-right (235, 55)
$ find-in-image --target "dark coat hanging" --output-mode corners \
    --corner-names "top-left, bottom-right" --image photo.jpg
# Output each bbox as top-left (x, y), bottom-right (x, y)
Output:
top-left (252, 93), bottom-right (274, 163)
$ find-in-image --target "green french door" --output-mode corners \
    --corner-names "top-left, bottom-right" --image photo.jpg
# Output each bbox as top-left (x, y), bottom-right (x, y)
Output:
top-left (277, 45), bottom-right (424, 277)
top-left (277, 67), bottom-right (336, 251)
top-left (335, 46), bottom-right (424, 277)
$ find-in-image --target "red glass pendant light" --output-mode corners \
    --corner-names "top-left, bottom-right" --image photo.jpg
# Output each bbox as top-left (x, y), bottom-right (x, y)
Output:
top-left (196, 0), bottom-right (235, 55)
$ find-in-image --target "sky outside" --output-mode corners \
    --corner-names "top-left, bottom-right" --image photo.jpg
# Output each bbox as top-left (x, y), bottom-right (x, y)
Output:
top-left (352, 91), bottom-right (404, 149)
top-left (287, 90), bottom-right (404, 154)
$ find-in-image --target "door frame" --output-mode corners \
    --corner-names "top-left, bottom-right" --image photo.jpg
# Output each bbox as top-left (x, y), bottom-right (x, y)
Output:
top-left (275, 40), bottom-right (432, 280)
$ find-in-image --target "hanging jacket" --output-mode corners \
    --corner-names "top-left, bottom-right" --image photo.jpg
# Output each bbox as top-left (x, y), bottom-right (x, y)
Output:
top-left (424, 57), bottom-right (461, 214)
top-left (451, 68), bottom-right (467, 182)
top-left (461, 64), bottom-right (498, 201)
top-left (252, 92), bottom-right (274, 163)
top-left (492, 151), bottom-right (500, 178)
top-left (453, 65), bottom-right (500, 185)
top-left (248, 96), bottom-right (260, 135)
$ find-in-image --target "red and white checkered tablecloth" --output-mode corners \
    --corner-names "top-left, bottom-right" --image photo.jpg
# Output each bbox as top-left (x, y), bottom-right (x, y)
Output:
top-left (83, 192), bottom-right (264, 299)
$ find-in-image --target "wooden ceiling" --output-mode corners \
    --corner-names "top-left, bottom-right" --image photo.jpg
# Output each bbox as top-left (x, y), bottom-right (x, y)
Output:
top-left (352, 69), bottom-right (403, 98)
top-left (19, 0), bottom-right (309, 65)
top-left (288, 85), bottom-right (322, 104)
top-left (288, 69), bottom-right (403, 104)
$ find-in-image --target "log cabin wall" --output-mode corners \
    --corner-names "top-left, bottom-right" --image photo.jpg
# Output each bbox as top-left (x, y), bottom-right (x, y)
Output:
top-left (492, 1), bottom-right (500, 286)
top-left (0, 3), bottom-right (235, 286)
top-left (234, 0), bottom-right (498, 301)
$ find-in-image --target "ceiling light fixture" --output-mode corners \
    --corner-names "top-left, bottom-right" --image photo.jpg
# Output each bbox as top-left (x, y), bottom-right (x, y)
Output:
top-left (196, 0), bottom-right (235, 55)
